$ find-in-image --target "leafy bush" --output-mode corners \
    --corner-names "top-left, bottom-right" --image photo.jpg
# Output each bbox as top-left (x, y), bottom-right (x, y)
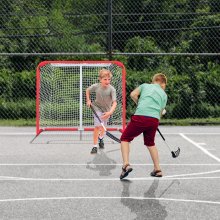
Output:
top-left (125, 36), bottom-right (163, 71)
top-left (0, 99), bottom-right (35, 119)
top-left (0, 69), bottom-right (35, 101)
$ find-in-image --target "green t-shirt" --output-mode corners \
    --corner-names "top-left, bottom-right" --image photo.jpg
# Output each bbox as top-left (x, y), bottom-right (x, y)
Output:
top-left (134, 83), bottom-right (167, 119)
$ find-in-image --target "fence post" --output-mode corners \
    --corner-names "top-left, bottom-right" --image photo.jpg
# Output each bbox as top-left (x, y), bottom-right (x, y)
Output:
top-left (107, 0), bottom-right (113, 60)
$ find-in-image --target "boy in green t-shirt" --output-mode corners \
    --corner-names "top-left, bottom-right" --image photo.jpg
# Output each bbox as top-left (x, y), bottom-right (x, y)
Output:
top-left (120, 73), bottom-right (167, 179)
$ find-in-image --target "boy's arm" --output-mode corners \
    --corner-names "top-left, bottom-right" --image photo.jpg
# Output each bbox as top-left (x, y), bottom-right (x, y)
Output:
top-left (101, 100), bottom-right (117, 120)
top-left (130, 87), bottom-right (140, 104)
top-left (109, 100), bottom-right (117, 114)
top-left (160, 95), bottom-right (168, 117)
top-left (86, 88), bottom-right (91, 106)
top-left (160, 109), bottom-right (166, 117)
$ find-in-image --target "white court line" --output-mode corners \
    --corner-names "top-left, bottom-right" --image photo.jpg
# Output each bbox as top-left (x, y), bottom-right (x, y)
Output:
top-left (179, 133), bottom-right (220, 135)
top-left (180, 133), bottom-right (220, 163)
top-left (0, 176), bottom-right (26, 180)
top-left (0, 196), bottom-right (219, 205)
top-left (0, 176), bottom-right (220, 181)
top-left (0, 133), bottom-right (35, 135)
top-left (164, 169), bottom-right (220, 178)
top-left (0, 163), bottom-right (220, 166)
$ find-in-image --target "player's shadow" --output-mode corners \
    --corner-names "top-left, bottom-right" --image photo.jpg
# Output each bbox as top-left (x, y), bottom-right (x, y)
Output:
top-left (86, 149), bottom-right (117, 176)
top-left (121, 179), bottom-right (168, 220)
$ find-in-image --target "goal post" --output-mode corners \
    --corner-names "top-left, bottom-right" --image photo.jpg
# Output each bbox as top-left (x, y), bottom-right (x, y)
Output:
top-left (34, 60), bottom-right (126, 139)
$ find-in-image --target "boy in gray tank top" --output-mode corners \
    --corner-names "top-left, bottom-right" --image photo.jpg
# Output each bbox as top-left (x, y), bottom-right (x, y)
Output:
top-left (86, 69), bottom-right (117, 154)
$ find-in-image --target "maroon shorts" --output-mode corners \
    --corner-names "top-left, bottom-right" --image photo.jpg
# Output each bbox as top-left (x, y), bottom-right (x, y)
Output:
top-left (120, 115), bottom-right (159, 147)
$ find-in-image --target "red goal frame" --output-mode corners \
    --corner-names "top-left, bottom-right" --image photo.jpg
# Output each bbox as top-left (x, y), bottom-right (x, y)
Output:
top-left (35, 60), bottom-right (126, 138)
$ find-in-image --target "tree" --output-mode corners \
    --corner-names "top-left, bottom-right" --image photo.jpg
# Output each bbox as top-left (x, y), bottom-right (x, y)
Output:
top-left (125, 36), bottom-right (162, 71)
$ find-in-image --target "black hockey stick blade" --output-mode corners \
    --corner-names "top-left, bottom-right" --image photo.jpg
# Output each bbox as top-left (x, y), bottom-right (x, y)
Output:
top-left (157, 128), bottom-right (181, 158)
top-left (171, 147), bottom-right (180, 158)
top-left (106, 131), bottom-right (121, 143)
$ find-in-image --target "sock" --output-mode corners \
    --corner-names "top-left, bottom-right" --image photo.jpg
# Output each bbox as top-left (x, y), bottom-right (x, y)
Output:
top-left (99, 136), bottom-right (103, 139)
top-left (93, 145), bottom-right (97, 147)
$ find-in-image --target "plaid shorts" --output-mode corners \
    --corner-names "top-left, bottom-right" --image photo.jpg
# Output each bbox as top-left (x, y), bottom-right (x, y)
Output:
top-left (94, 111), bottom-right (108, 127)
top-left (120, 115), bottom-right (159, 147)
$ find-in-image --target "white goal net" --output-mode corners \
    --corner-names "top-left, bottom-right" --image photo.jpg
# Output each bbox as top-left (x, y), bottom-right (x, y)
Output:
top-left (35, 61), bottom-right (126, 138)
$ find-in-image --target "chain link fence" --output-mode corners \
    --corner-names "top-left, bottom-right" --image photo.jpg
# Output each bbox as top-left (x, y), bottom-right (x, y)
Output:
top-left (0, 0), bottom-right (220, 123)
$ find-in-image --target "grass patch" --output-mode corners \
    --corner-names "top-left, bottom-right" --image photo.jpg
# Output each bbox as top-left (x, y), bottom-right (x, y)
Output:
top-left (0, 119), bottom-right (35, 126)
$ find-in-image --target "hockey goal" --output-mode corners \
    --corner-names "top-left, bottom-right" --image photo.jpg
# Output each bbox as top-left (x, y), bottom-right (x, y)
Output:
top-left (34, 60), bottom-right (126, 140)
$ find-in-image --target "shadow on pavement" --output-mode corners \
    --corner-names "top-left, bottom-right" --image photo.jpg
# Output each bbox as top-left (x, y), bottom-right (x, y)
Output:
top-left (86, 149), bottom-right (117, 176)
top-left (120, 179), bottom-right (168, 220)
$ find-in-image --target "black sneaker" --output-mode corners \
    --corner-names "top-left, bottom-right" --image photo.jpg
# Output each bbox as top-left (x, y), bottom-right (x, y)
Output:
top-left (90, 147), bottom-right (97, 154)
top-left (98, 138), bottom-right (104, 149)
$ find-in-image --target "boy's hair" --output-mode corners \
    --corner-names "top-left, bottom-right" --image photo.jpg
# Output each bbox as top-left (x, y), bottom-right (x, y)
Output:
top-left (152, 73), bottom-right (167, 84)
top-left (99, 69), bottom-right (112, 79)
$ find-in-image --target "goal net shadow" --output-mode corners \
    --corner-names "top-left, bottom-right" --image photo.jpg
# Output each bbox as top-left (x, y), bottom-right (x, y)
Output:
top-left (31, 131), bottom-right (121, 145)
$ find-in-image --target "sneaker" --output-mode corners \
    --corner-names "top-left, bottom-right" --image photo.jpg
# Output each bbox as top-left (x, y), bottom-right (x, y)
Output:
top-left (98, 137), bottom-right (104, 149)
top-left (90, 147), bottom-right (97, 154)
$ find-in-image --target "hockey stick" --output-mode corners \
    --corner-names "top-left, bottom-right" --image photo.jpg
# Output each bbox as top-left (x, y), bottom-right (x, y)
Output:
top-left (157, 128), bottom-right (180, 158)
top-left (90, 105), bottom-right (121, 143)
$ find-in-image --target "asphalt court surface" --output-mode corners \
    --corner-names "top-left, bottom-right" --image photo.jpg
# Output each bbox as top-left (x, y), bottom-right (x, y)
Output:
top-left (0, 126), bottom-right (219, 219)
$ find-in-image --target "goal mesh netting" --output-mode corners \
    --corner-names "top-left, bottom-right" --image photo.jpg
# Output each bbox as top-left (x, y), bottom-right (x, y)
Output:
top-left (36, 61), bottom-right (126, 136)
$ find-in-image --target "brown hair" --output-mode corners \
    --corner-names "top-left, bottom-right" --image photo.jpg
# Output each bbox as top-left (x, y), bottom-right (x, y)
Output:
top-left (99, 69), bottom-right (112, 79)
top-left (152, 73), bottom-right (167, 84)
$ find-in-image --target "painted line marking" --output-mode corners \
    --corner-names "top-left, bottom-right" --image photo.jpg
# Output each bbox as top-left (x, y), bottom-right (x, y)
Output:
top-left (0, 163), bottom-right (220, 166)
top-left (0, 133), bottom-right (35, 135)
top-left (0, 196), bottom-right (219, 205)
top-left (197, 143), bottom-right (216, 150)
top-left (0, 176), bottom-right (220, 181)
top-left (164, 169), bottom-right (220, 178)
top-left (180, 133), bottom-right (220, 162)
top-left (179, 133), bottom-right (220, 135)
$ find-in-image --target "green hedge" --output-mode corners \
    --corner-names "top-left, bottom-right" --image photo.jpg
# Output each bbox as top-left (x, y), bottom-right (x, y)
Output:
top-left (0, 98), bottom-right (35, 119)
top-left (0, 61), bottom-right (220, 120)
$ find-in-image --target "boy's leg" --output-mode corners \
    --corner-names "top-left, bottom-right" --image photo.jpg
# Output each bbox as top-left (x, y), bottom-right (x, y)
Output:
top-left (98, 126), bottom-right (105, 149)
top-left (99, 126), bottom-right (105, 138)
top-left (93, 126), bottom-right (99, 145)
top-left (120, 141), bottom-right (133, 179)
top-left (91, 126), bottom-right (99, 154)
top-left (147, 146), bottom-right (162, 175)
top-left (119, 116), bottom-right (146, 179)
top-left (142, 118), bottom-right (161, 176)
top-left (121, 141), bottom-right (130, 166)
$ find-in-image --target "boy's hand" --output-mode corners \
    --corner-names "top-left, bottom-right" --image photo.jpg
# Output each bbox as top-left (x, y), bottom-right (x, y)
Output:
top-left (162, 109), bottom-right (166, 115)
top-left (87, 100), bottom-right (91, 107)
top-left (101, 112), bottom-right (111, 120)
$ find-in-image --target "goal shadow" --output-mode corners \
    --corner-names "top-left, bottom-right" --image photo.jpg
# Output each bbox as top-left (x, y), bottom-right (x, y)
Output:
top-left (30, 131), bottom-right (121, 145)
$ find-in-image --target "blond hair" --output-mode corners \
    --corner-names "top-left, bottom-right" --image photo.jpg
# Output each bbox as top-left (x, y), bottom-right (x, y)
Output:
top-left (152, 73), bottom-right (167, 84)
top-left (99, 69), bottom-right (112, 79)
